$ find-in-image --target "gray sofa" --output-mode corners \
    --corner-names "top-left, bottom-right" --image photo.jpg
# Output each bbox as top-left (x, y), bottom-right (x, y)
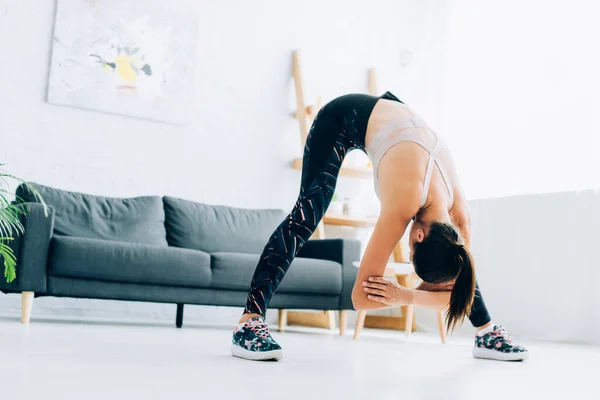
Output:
top-left (0, 183), bottom-right (360, 327)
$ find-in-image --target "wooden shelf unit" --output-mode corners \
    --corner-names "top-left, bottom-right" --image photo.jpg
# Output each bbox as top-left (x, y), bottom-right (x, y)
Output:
top-left (322, 215), bottom-right (377, 228)
top-left (290, 52), bottom-right (375, 182)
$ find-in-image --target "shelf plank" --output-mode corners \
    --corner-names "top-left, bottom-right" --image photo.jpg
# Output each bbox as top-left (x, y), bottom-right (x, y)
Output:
top-left (291, 158), bottom-right (372, 179)
top-left (364, 315), bottom-right (417, 331)
top-left (322, 215), bottom-right (377, 228)
top-left (287, 310), bottom-right (335, 330)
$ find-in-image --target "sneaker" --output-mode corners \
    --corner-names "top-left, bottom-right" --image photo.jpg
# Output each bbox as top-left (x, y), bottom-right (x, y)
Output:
top-left (231, 316), bottom-right (283, 361)
top-left (473, 325), bottom-right (529, 361)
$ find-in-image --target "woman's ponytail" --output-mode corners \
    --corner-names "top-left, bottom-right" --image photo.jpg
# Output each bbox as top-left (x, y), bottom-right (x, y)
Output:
top-left (412, 222), bottom-right (477, 332)
top-left (446, 244), bottom-right (476, 332)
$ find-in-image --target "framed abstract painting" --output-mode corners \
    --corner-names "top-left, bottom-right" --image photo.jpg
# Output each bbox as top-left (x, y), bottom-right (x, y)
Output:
top-left (47, 0), bottom-right (197, 124)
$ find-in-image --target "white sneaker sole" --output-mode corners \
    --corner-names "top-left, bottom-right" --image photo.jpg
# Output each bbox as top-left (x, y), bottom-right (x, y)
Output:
top-left (473, 347), bottom-right (529, 361)
top-left (231, 344), bottom-right (283, 361)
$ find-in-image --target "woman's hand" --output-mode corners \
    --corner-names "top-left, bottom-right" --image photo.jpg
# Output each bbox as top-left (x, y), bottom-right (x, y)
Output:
top-left (362, 277), bottom-right (413, 307)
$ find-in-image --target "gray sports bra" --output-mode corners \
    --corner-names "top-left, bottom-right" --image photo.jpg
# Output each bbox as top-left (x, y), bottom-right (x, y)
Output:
top-left (366, 115), bottom-right (454, 209)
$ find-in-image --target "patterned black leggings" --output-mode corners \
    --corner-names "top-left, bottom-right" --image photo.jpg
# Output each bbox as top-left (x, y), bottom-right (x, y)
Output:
top-left (243, 93), bottom-right (491, 328)
top-left (243, 98), bottom-right (364, 316)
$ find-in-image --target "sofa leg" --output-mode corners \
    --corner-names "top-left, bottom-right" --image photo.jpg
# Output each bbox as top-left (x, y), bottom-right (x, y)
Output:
top-left (327, 310), bottom-right (336, 331)
top-left (278, 309), bottom-right (288, 332)
top-left (21, 291), bottom-right (34, 324)
top-left (339, 310), bottom-right (348, 336)
top-left (176, 304), bottom-right (184, 328)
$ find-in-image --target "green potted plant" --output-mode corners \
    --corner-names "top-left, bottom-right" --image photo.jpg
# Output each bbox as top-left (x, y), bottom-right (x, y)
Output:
top-left (0, 166), bottom-right (46, 283)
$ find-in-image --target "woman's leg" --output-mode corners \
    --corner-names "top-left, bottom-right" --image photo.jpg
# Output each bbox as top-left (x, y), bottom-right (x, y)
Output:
top-left (242, 110), bottom-right (354, 318)
top-left (232, 111), bottom-right (358, 360)
top-left (468, 282), bottom-right (492, 328)
top-left (470, 282), bottom-right (529, 360)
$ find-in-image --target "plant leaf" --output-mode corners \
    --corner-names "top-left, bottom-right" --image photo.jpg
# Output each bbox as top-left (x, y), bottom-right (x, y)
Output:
top-left (0, 241), bottom-right (17, 283)
top-left (0, 168), bottom-right (49, 282)
top-left (0, 193), bottom-right (11, 208)
top-left (0, 207), bottom-right (25, 236)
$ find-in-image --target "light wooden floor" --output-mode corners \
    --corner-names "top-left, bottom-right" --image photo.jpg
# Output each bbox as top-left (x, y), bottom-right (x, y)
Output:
top-left (0, 317), bottom-right (597, 400)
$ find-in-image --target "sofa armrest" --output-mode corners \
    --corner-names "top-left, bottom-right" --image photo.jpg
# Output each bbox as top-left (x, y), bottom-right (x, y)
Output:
top-left (0, 203), bottom-right (54, 293)
top-left (297, 238), bottom-right (361, 310)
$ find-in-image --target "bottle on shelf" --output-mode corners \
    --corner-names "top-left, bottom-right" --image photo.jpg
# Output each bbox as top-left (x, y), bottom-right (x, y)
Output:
top-left (342, 197), bottom-right (352, 216)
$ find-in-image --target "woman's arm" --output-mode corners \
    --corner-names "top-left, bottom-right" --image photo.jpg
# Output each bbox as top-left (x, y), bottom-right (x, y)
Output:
top-left (361, 207), bottom-right (471, 311)
top-left (362, 149), bottom-right (474, 311)
top-left (351, 213), bottom-right (412, 310)
top-left (450, 195), bottom-right (472, 248)
top-left (410, 282), bottom-right (452, 311)
top-left (363, 278), bottom-right (452, 311)
top-left (351, 181), bottom-right (422, 310)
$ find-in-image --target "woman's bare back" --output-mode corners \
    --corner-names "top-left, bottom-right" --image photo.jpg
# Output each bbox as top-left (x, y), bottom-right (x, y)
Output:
top-left (364, 99), bottom-right (468, 220)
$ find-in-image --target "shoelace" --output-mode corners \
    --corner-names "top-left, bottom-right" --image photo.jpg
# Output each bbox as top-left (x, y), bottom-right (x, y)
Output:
top-left (248, 320), bottom-right (270, 339)
top-left (490, 326), bottom-right (513, 344)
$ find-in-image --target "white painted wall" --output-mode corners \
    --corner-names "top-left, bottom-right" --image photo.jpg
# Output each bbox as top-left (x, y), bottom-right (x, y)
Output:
top-left (0, 1), bottom-right (449, 329)
top-left (440, 0), bottom-right (600, 200)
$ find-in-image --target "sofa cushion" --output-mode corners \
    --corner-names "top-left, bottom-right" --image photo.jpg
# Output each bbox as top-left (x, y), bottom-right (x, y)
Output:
top-left (210, 252), bottom-right (342, 295)
top-left (48, 236), bottom-right (211, 288)
top-left (163, 196), bottom-right (285, 253)
top-left (17, 183), bottom-right (167, 246)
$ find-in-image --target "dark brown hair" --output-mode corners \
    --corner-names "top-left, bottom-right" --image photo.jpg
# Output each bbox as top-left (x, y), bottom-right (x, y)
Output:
top-left (412, 222), bottom-right (476, 332)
